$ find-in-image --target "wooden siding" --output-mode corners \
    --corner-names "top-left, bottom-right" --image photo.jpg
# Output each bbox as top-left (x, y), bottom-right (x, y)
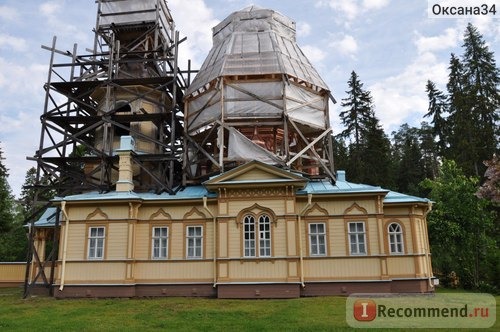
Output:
top-left (225, 260), bottom-right (288, 281)
top-left (304, 258), bottom-right (381, 279)
top-left (134, 261), bottom-right (213, 281)
top-left (0, 263), bottom-right (26, 285)
top-left (63, 262), bottom-right (127, 282)
top-left (386, 256), bottom-right (416, 276)
top-left (46, 176), bottom-right (431, 292)
top-left (107, 223), bottom-right (129, 259)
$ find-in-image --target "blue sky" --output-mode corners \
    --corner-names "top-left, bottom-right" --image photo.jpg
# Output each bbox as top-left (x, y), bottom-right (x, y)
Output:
top-left (0, 0), bottom-right (498, 197)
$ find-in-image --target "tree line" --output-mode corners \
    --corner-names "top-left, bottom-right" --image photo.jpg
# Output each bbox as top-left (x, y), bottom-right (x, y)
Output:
top-left (334, 23), bottom-right (498, 292)
top-left (0, 23), bottom-right (498, 292)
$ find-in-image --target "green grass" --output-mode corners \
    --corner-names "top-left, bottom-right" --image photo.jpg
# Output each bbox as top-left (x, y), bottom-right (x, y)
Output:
top-left (0, 287), bottom-right (497, 331)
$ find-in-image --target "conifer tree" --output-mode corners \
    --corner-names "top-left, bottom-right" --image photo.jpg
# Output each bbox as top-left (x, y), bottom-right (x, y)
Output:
top-left (362, 113), bottom-right (393, 188)
top-left (392, 124), bottom-right (425, 195)
top-left (446, 24), bottom-right (500, 177)
top-left (0, 144), bottom-right (26, 261)
top-left (0, 144), bottom-right (15, 233)
top-left (339, 71), bottom-right (374, 182)
top-left (461, 23), bottom-right (500, 175)
top-left (425, 80), bottom-right (448, 154)
top-left (339, 71), bottom-right (373, 146)
top-left (419, 122), bottom-right (440, 180)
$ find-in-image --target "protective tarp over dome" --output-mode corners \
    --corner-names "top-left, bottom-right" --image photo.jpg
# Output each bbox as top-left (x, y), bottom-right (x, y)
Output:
top-left (186, 5), bottom-right (329, 96)
top-left (183, 6), bottom-right (335, 183)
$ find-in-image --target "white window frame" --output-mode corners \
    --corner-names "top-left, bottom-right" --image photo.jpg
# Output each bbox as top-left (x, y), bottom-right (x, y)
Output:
top-left (186, 226), bottom-right (203, 259)
top-left (243, 213), bottom-right (271, 258)
top-left (152, 226), bottom-right (168, 259)
top-left (309, 223), bottom-right (327, 256)
top-left (88, 226), bottom-right (105, 260)
top-left (388, 223), bottom-right (404, 254)
top-left (348, 221), bottom-right (366, 255)
top-left (259, 214), bottom-right (271, 257)
top-left (244, 215), bottom-right (256, 257)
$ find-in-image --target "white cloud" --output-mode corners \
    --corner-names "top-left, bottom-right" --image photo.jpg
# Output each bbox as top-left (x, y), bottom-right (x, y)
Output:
top-left (0, 58), bottom-right (46, 96)
top-left (369, 51), bottom-right (448, 132)
top-left (330, 34), bottom-right (358, 57)
top-left (40, 1), bottom-right (62, 16)
top-left (362, 0), bottom-right (390, 10)
top-left (297, 21), bottom-right (312, 38)
top-left (0, 34), bottom-right (28, 52)
top-left (315, 0), bottom-right (390, 20)
top-left (38, 1), bottom-right (90, 45)
top-left (325, 0), bottom-right (359, 20)
top-left (414, 28), bottom-right (460, 54)
top-left (167, 0), bottom-right (219, 68)
top-left (0, 6), bottom-right (19, 21)
top-left (301, 45), bottom-right (327, 64)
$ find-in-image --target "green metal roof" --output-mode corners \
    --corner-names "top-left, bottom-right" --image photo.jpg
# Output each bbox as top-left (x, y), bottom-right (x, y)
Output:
top-left (36, 169), bottom-right (429, 228)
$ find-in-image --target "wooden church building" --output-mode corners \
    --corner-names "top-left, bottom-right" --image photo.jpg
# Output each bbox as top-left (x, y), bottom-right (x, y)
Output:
top-left (28, 2), bottom-right (435, 298)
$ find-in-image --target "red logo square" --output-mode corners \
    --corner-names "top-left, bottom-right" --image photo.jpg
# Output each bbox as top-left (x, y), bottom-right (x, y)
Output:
top-left (353, 299), bottom-right (377, 321)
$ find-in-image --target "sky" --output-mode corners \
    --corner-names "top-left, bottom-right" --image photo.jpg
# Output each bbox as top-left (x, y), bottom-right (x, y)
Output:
top-left (0, 0), bottom-right (498, 197)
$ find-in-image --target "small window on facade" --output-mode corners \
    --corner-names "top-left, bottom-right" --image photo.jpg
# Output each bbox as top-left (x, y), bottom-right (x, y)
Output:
top-left (152, 226), bottom-right (168, 259)
top-left (309, 223), bottom-right (326, 256)
top-left (88, 226), bottom-right (105, 259)
top-left (244, 215), bottom-right (256, 257)
top-left (348, 222), bottom-right (366, 255)
top-left (243, 213), bottom-right (271, 257)
top-left (186, 226), bottom-right (203, 259)
top-left (388, 223), bottom-right (404, 254)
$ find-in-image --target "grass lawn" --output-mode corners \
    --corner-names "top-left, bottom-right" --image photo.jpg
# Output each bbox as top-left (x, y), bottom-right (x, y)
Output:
top-left (0, 287), bottom-right (497, 331)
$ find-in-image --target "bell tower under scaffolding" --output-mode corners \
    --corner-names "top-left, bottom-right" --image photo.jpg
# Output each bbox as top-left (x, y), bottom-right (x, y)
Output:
top-left (24, 0), bottom-right (192, 296)
top-left (31, 0), bottom-right (189, 196)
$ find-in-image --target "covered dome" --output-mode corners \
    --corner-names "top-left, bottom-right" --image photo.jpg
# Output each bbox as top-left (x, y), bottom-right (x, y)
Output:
top-left (183, 6), bottom-right (335, 183)
top-left (186, 6), bottom-right (329, 96)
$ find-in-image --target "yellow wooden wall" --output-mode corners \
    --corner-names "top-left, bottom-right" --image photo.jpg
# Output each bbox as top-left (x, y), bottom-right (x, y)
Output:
top-left (51, 194), bottom-right (432, 286)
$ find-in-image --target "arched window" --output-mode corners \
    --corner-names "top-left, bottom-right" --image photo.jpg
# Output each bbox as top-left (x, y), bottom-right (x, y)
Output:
top-left (388, 223), bottom-right (404, 254)
top-left (243, 213), bottom-right (271, 257)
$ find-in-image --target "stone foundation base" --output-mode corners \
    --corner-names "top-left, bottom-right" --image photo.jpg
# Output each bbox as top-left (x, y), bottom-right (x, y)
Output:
top-left (217, 283), bottom-right (300, 299)
top-left (53, 279), bottom-right (433, 299)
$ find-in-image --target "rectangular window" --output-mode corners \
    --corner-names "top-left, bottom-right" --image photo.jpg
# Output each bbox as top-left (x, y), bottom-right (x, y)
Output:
top-left (152, 227), bottom-right (168, 259)
top-left (309, 223), bottom-right (326, 256)
top-left (186, 226), bottom-right (203, 259)
top-left (259, 215), bottom-right (271, 257)
top-left (88, 226), bottom-right (105, 259)
top-left (244, 216), bottom-right (256, 257)
top-left (348, 222), bottom-right (366, 255)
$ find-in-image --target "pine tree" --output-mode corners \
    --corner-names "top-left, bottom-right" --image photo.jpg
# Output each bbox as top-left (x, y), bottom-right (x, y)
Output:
top-left (419, 122), bottom-right (440, 180)
top-left (446, 24), bottom-right (500, 177)
top-left (362, 113), bottom-right (394, 188)
top-left (339, 71), bottom-right (374, 183)
top-left (0, 144), bottom-right (15, 233)
top-left (332, 136), bottom-right (348, 172)
top-left (0, 144), bottom-right (25, 261)
top-left (19, 167), bottom-right (56, 221)
top-left (461, 23), bottom-right (500, 175)
top-left (446, 53), bottom-right (475, 173)
top-left (392, 124), bottom-right (425, 195)
top-left (425, 80), bottom-right (448, 154)
top-left (339, 71), bottom-right (373, 146)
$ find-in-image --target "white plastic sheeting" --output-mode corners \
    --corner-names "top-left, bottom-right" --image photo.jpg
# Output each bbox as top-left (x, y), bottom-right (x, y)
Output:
top-left (187, 80), bottom-right (327, 133)
top-left (100, 0), bottom-right (157, 25)
top-left (285, 84), bottom-right (327, 129)
top-left (227, 127), bottom-right (283, 165)
top-left (187, 90), bottom-right (221, 133)
top-left (187, 82), bottom-right (284, 133)
top-left (213, 5), bottom-right (296, 44)
top-left (98, 0), bottom-right (172, 43)
top-left (186, 6), bottom-right (329, 96)
top-left (224, 82), bottom-right (283, 117)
